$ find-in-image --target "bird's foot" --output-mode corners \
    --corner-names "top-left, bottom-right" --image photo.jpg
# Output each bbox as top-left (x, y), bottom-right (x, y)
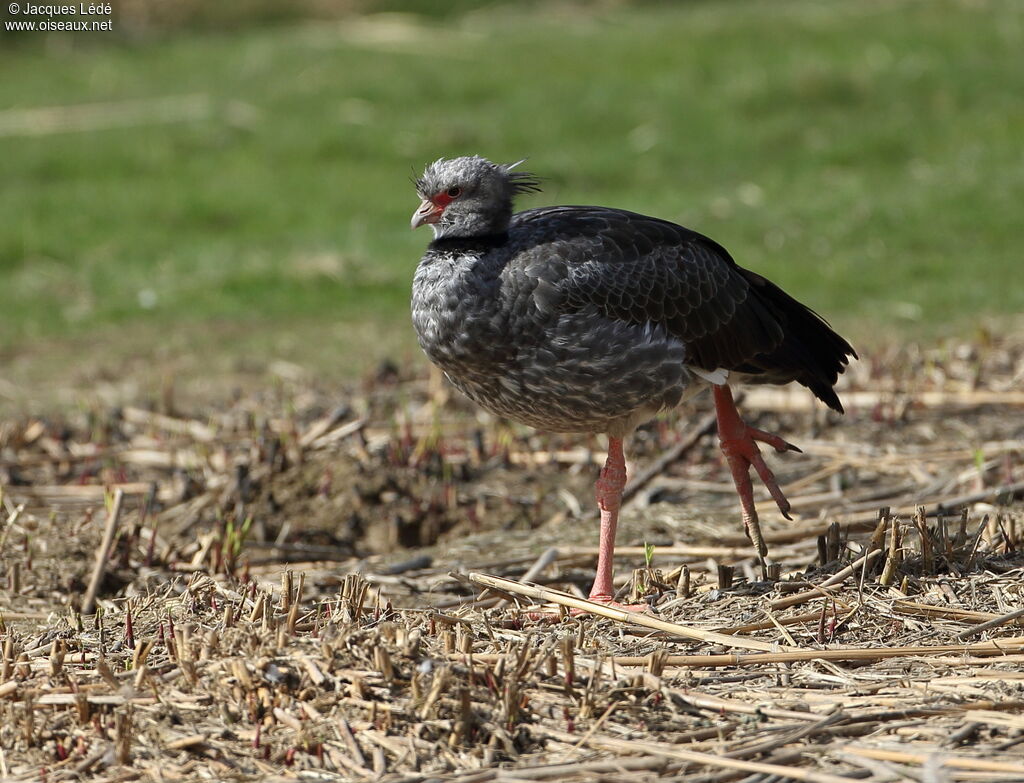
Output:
top-left (584, 592), bottom-right (655, 613)
top-left (721, 430), bottom-right (794, 580)
top-left (712, 385), bottom-right (800, 578)
top-left (730, 425), bottom-right (802, 457)
top-left (719, 427), bottom-right (795, 522)
top-left (523, 595), bottom-right (652, 622)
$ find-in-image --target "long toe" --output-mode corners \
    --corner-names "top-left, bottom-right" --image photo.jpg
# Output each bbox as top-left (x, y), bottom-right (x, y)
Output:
top-left (584, 594), bottom-right (654, 613)
top-left (747, 448), bottom-right (793, 519)
top-left (746, 425), bottom-right (802, 454)
top-left (523, 597), bottom-right (652, 622)
top-left (721, 426), bottom-right (794, 519)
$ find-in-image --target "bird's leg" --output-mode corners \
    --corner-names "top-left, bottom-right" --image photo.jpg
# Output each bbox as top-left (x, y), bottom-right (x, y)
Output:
top-left (589, 436), bottom-right (628, 603)
top-left (521, 438), bottom-right (651, 620)
top-left (589, 437), bottom-right (652, 611)
top-left (712, 384), bottom-right (800, 578)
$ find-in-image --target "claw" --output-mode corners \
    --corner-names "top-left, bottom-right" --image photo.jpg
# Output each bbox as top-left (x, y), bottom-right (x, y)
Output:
top-left (713, 385), bottom-right (799, 572)
top-left (745, 425), bottom-right (801, 454)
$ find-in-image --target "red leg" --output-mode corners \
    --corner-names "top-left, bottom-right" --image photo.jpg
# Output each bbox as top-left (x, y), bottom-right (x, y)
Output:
top-left (713, 385), bottom-right (800, 576)
top-left (589, 437), bottom-right (627, 602)
top-left (587, 437), bottom-right (650, 611)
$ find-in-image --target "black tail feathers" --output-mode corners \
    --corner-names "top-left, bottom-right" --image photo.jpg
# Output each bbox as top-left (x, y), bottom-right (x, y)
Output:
top-left (742, 272), bottom-right (858, 413)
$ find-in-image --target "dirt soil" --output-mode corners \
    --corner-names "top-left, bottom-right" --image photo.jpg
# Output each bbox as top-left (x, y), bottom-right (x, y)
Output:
top-left (1, 335), bottom-right (1024, 782)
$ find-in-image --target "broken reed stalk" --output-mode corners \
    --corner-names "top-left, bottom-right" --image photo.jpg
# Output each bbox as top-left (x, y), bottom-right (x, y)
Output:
top-left (82, 489), bottom-right (125, 616)
top-left (768, 546), bottom-right (883, 611)
top-left (562, 544), bottom-right (772, 559)
top-left (621, 408), bottom-right (720, 506)
top-left (541, 725), bottom-right (854, 783)
top-left (843, 745), bottom-right (1024, 774)
top-left (914, 504), bottom-right (934, 573)
top-left (880, 514), bottom-right (902, 586)
top-left (717, 608), bottom-right (825, 635)
top-left (714, 479), bottom-right (1024, 549)
top-left (635, 636), bottom-right (1024, 667)
top-left (891, 599), bottom-right (1012, 624)
top-left (448, 757), bottom-right (675, 780)
top-left (956, 607), bottom-right (1024, 640)
top-left (164, 733), bottom-right (207, 751)
top-left (457, 637), bottom-right (1024, 669)
top-left (494, 546), bottom-right (560, 608)
top-left (568, 658), bottom-right (837, 722)
top-left (467, 572), bottom-right (784, 653)
top-left (298, 405), bottom-right (351, 447)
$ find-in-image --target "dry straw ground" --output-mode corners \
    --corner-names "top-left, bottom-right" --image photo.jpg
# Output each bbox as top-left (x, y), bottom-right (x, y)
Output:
top-left (1, 336), bottom-right (1024, 782)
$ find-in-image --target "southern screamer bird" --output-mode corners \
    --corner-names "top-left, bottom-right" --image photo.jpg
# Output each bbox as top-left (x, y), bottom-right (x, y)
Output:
top-left (410, 156), bottom-right (856, 608)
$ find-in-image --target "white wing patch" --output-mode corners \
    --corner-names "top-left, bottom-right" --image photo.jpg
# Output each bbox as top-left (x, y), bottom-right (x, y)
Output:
top-left (687, 365), bottom-right (730, 385)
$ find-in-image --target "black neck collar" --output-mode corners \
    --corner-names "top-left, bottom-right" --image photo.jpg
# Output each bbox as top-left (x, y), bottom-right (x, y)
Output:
top-left (428, 231), bottom-right (509, 253)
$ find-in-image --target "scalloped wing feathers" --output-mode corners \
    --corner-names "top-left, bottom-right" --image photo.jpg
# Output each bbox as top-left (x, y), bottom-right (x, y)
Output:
top-left (507, 206), bottom-right (855, 412)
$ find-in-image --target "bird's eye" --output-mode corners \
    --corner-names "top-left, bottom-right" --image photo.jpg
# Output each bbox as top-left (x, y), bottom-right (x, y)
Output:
top-left (446, 186), bottom-right (463, 198)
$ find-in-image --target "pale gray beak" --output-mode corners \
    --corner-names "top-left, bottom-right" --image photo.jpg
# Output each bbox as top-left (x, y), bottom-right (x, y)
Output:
top-left (411, 199), bottom-right (443, 230)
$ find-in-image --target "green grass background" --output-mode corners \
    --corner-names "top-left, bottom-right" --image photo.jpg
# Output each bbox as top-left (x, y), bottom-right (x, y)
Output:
top-left (2, 0), bottom-right (1023, 385)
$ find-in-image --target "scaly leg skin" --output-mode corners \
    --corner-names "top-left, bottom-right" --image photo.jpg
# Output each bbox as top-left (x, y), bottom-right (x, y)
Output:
top-left (524, 437), bottom-right (651, 620)
top-left (713, 385), bottom-right (801, 579)
top-left (587, 436), bottom-right (651, 612)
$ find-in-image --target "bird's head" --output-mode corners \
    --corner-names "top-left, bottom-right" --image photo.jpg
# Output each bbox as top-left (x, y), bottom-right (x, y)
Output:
top-left (411, 155), bottom-right (541, 239)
